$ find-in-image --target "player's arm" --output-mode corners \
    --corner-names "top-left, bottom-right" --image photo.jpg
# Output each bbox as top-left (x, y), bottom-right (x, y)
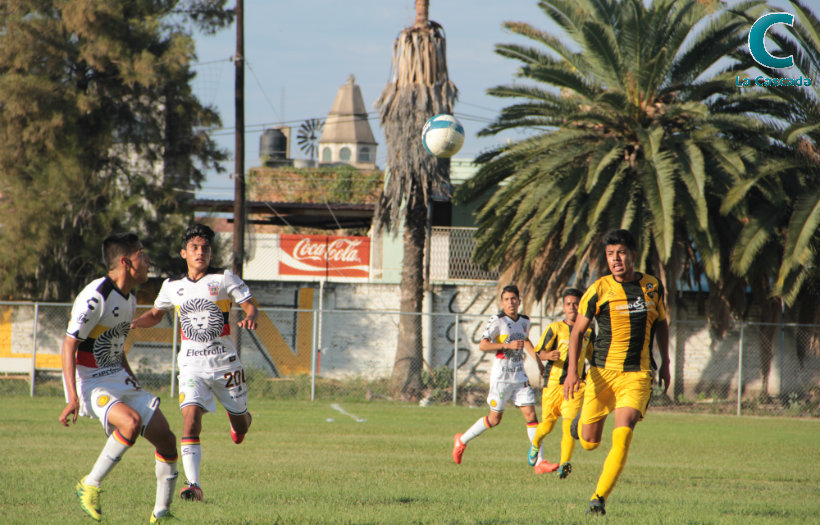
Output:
top-left (655, 319), bottom-right (670, 393)
top-left (58, 336), bottom-right (82, 427)
top-left (120, 352), bottom-right (140, 386)
top-left (131, 306), bottom-right (167, 330)
top-left (478, 337), bottom-right (521, 353)
top-left (523, 338), bottom-right (545, 376)
top-left (536, 326), bottom-right (559, 361)
top-left (563, 314), bottom-right (592, 401)
top-left (237, 300), bottom-right (257, 330)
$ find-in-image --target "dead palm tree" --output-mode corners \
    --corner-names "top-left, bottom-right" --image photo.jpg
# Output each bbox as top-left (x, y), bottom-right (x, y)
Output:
top-left (375, 0), bottom-right (457, 399)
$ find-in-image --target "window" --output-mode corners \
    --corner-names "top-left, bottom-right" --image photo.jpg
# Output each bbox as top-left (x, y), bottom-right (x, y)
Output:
top-left (339, 147), bottom-right (351, 161)
top-left (322, 147), bottom-right (332, 162)
top-left (358, 147), bottom-right (371, 162)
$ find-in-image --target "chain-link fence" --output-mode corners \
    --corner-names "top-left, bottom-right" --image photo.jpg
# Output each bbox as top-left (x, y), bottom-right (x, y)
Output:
top-left (1, 301), bottom-right (818, 417)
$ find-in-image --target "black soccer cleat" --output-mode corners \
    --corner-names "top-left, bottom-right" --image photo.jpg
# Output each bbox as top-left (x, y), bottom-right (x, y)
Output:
top-left (587, 494), bottom-right (606, 516)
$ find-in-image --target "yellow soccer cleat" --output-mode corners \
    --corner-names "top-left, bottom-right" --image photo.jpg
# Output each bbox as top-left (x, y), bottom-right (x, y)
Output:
top-left (75, 476), bottom-right (102, 521)
top-left (149, 510), bottom-right (177, 523)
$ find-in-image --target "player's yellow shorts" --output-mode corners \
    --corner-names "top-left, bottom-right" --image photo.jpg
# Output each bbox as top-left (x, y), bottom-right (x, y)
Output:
top-left (580, 367), bottom-right (653, 425)
top-left (541, 381), bottom-right (584, 422)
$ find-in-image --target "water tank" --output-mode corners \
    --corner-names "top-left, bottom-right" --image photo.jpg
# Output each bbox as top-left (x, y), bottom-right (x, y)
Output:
top-left (260, 128), bottom-right (287, 159)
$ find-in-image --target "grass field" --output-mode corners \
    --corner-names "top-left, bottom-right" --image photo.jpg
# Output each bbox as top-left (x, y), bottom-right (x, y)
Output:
top-left (0, 396), bottom-right (817, 525)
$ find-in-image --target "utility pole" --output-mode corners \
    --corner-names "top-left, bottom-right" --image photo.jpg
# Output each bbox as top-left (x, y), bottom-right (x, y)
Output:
top-left (232, 0), bottom-right (245, 277)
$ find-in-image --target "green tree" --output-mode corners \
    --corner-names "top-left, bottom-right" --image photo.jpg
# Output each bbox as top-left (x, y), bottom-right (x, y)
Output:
top-left (722, 0), bottom-right (820, 386)
top-left (454, 0), bottom-right (780, 326)
top-left (730, 0), bottom-right (820, 307)
top-left (375, 0), bottom-right (457, 399)
top-left (0, 0), bottom-right (231, 300)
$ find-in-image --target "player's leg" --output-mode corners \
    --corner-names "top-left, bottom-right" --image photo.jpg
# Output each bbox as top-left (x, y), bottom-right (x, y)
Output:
top-left (531, 385), bottom-right (560, 464)
top-left (178, 372), bottom-right (212, 500)
top-left (589, 371), bottom-right (651, 514)
top-left (557, 383), bottom-right (584, 478)
top-left (217, 366), bottom-right (252, 444)
top-left (77, 401), bottom-right (141, 521)
top-left (453, 375), bottom-right (510, 464)
top-left (179, 404), bottom-right (205, 500)
top-left (228, 411), bottom-right (252, 443)
top-left (143, 409), bottom-right (179, 521)
top-left (88, 402), bottom-right (142, 482)
top-left (577, 367), bottom-right (613, 451)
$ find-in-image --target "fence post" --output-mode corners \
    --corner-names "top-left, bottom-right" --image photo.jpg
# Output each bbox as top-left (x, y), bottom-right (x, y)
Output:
top-left (171, 311), bottom-right (178, 397)
top-left (311, 308), bottom-right (318, 401)
top-left (737, 322), bottom-right (744, 416)
top-left (453, 314), bottom-right (459, 406)
top-left (30, 302), bottom-right (39, 397)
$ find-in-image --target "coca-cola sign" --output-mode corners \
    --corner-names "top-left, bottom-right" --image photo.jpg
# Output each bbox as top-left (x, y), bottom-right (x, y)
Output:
top-left (279, 234), bottom-right (370, 278)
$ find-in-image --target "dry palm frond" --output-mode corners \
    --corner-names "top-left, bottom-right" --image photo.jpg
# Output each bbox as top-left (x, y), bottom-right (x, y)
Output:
top-left (374, 21), bottom-right (458, 233)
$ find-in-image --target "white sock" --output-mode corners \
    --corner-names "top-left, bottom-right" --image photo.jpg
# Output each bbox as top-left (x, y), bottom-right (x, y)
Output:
top-left (86, 430), bottom-right (134, 485)
top-left (180, 438), bottom-right (201, 485)
top-left (153, 452), bottom-right (178, 516)
top-left (461, 416), bottom-right (491, 444)
top-left (527, 424), bottom-right (544, 462)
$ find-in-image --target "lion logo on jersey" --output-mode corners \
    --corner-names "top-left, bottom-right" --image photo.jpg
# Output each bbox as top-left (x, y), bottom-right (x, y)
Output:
top-left (93, 322), bottom-right (130, 369)
top-left (179, 298), bottom-right (223, 343)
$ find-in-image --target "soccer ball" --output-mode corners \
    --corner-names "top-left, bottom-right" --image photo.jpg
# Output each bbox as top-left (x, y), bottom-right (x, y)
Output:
top-left (421, 114), bottom-right (465, 158)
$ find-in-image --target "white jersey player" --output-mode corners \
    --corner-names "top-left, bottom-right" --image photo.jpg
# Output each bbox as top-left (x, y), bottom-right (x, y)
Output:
top-left (132, 224), bottom-right (257, 503)
top-left (452, 284), bottom-right (558, 473)
top-left (59, 233), bottom-right (178, 524)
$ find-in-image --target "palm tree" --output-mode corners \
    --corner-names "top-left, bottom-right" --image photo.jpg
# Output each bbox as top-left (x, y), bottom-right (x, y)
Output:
top-left (375, 0), bottom-right (457, 399)
top-left (454, 0), bottom-right (782, 329)
top-left (721, 0), bottom-right (820, 390)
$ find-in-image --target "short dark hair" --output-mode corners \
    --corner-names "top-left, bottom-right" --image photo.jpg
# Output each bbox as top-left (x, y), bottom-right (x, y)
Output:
top-left (501, 284), bottom-right (520, 299)
top-left (102, 232), bottom-right (141, 270)
top-left (603, 229), bottom-right (637, 252)
top-left (562, 287), bottom-right (583, 299)
top-left (183, 223), bottom-right (215, 249)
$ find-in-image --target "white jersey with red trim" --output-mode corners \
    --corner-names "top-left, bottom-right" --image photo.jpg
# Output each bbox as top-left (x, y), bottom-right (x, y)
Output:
top-left (154, 268), bottom-right (252, 373)
top-left (66, 276), bottom-right (136, 380)
top-left (481, 311), bottom-right (531, 384)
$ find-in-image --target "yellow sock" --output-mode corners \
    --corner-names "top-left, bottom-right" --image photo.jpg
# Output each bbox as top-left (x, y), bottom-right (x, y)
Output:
top-left (560, 418), bottom-right (575, 464)
top-left (594, 426), bottom-right (634, 500)
top-left (533, 418), bottom-right (556, 448)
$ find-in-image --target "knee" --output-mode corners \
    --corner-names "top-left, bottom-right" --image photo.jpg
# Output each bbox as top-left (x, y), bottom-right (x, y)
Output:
top-left (119, 413), bottom-right (142, 440)
top-left (580, 437), bottom-right (600, 451)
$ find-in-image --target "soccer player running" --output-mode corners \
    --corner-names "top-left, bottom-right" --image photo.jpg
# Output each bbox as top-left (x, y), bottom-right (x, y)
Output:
top-left (563, 229), bottom-right (670, 516)
top-left (452, 284), bottom-right (556, 472)
top-left (59, 233), bottom-right (178, 524)
top-left (132, 224), bottom-right (257, 502)
top-left (528, 288), bottom-right (595, 478)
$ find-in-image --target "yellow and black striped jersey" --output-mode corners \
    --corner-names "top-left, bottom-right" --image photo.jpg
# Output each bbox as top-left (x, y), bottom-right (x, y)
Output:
top-left (579, 273), bottom-right (666, 372)
top-left (535, 320), bottom-right (594, 386)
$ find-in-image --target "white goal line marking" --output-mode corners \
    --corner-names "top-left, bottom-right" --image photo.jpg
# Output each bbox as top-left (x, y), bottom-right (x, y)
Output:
top-left (330, 403), bottom-right (367, 423)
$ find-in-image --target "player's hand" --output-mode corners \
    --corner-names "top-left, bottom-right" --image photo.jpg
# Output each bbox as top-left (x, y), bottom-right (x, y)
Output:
top-left (562, 373), bottom-right (579, 401)
top-left (658, 363), bottom-right (671, 393)
top-left (59, 399), bottom-right (79, 427)
top-left (238, 317), bottom-right (257, 330)
top-left (505, 340), bottom-right (523, 351)
top-left (543, 350), bottom-right (560, 361)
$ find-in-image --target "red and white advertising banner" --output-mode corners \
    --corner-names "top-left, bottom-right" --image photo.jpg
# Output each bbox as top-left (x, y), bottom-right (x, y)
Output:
top-left (278, 234), bottom-right (370, 278)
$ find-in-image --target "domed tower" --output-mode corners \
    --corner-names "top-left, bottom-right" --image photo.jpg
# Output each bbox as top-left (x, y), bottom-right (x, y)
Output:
top-left (317, 75), bottom-right (378, 169)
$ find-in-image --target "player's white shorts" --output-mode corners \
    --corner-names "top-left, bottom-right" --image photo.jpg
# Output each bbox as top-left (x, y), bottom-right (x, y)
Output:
top-left (74, 369), bottom-right (159, 436)
top-left (487, 357), bottom-right (535, 411)
top-left (178, 365), bottom-right (248, 415)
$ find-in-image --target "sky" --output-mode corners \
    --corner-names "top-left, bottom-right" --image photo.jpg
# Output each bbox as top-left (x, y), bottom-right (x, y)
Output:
top-left (191, 1), bottom-right (545, 199)
top-left (191, 1), bottom-right (819, 200)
